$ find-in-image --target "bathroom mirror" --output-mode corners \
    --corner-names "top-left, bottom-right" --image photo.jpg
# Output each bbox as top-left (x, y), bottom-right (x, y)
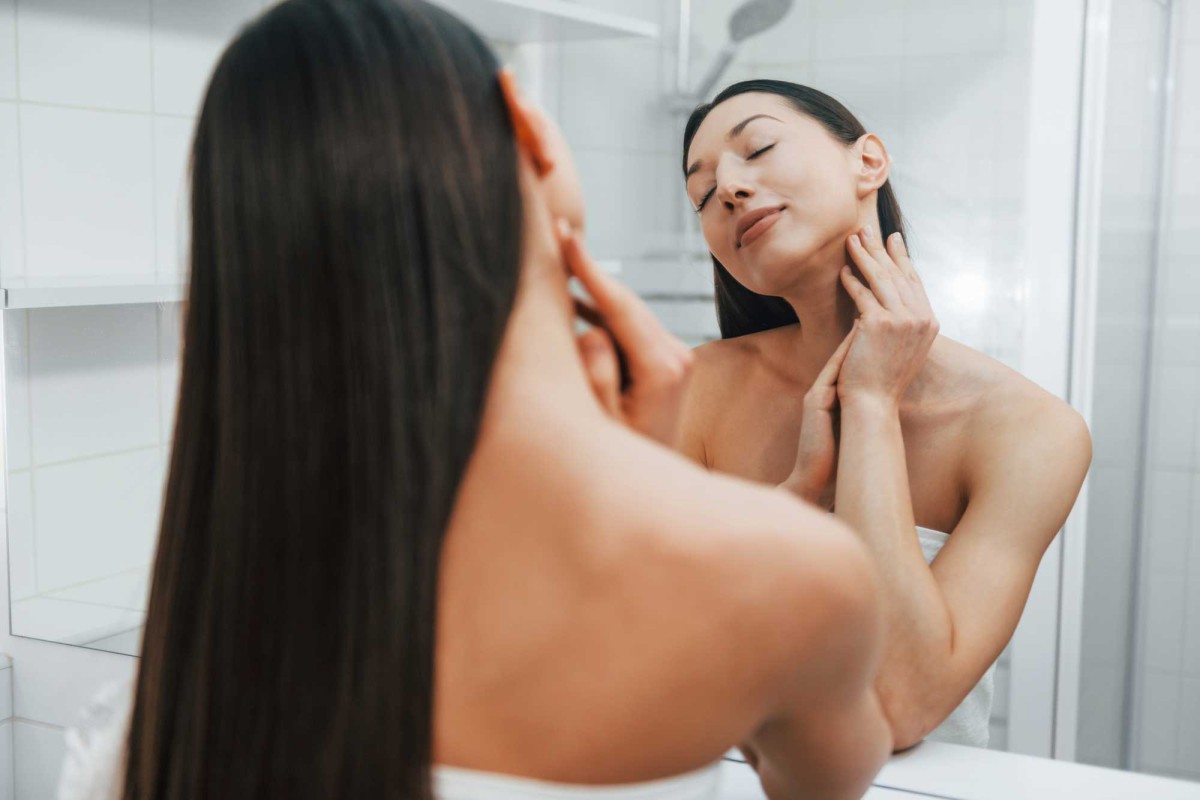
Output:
top-left (2, 0), bottom-right (1197, 784)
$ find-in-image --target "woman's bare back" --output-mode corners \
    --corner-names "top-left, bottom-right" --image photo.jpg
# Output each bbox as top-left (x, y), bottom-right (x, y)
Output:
top-left (432, 398), bottom-right (884, 788)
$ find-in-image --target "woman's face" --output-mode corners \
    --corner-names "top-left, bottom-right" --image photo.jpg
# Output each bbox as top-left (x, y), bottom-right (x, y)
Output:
top-left (684, 93), bottom-right (866, 297)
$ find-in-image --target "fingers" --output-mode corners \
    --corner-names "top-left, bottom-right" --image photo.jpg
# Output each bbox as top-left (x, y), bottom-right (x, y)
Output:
top-left (840, 266), bottom-right (883, 317)
top-left (812, 321), bottom-right (858, 391)
top-left (558, 220), bottom-right (690, 380)
top-left (886, 231), bottom-right (919, 283)
top-left (577, 327), bottom-right (621, 417)
top-left (846, 232), bottom-right (905, 310)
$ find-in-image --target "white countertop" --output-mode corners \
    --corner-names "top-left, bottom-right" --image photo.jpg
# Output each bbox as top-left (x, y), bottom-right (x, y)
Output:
top-left (717, 741), bottom-right (1200, 799)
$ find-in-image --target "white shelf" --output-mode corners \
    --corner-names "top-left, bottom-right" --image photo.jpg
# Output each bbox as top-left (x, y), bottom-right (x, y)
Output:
top-left (3, 276), bottom-right (185, 309)
top-left (428, 0), bottom-right (659, 42)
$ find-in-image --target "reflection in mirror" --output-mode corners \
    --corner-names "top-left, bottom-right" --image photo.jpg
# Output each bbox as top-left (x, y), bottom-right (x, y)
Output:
top-left (5, 303), bottom-right (180, 656)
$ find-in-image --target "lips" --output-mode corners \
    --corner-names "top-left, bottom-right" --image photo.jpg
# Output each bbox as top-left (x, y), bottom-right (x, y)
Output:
top-left (736, 206), bottom-right (785, 249)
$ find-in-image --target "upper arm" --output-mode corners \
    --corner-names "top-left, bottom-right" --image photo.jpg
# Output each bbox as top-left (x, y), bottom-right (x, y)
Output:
top-left (729, 500), bottom-right (893, 799)
top-left (932, 397), bottom-right (1091, 681)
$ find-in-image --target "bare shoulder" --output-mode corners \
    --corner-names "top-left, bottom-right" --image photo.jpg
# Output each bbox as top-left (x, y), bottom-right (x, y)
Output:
top-left (681, 326), bottom-right (800, 464)
top-left (604, 432), bottom-right (883, 711)
top-left (946, 341), bottom-right (1090, 462)
top-left (937, 339), bottom-right (1092, 513)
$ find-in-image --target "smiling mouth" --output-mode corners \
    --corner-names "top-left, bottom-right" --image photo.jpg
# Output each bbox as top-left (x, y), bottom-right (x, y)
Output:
top-left (737, 207), bottom-right (785, 249)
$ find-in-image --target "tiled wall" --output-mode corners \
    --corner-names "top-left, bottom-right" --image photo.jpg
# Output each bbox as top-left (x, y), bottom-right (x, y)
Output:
top-left (1076, 0), bottom-right (1171, 771)
top-left (0, 656), bottom-right (12, 800)
top-left (0, 0), bottom-right (268, 661)
top-left (0, 1), bottom-right (268, 795)
top-left (1135, 0), bottom-right (1200, 780)
top-left (1077, 0), bottom-right (1200, 781)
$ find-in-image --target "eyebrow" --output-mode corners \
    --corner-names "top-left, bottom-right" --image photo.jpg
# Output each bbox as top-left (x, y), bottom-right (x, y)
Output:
top-left (685, 114), bottom-right (783, 179)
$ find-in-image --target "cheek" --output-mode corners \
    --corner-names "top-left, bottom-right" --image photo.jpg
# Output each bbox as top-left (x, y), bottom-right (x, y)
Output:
top-left (701, 213), bottom-right (733, 262)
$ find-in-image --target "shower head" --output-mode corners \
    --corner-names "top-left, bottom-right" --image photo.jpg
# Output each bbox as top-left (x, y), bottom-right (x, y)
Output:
top-left (728, 0), bottom-right (795, 43)
top-left (686, 0), bottom-right (796, 102)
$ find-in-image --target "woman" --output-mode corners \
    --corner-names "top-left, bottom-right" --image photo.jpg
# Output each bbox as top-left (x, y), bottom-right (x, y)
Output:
top-left (59, 5), bottom-right (892, 800)
top-left (678, 80), bottom-right (1092, 750)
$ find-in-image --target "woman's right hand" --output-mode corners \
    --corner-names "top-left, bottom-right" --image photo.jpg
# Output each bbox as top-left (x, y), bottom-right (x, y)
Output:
top-left (556, 219), bottom-right (695, 448)
top-left (781, 322), bottom-right (858, 509)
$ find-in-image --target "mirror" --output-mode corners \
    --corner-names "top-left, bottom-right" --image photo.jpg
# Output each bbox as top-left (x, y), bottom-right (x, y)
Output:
top-left (1, 0), bottom-right (1196, 785)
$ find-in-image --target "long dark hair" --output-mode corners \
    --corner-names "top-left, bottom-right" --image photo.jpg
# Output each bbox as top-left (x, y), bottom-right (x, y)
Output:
top-left (682, 80), bottom-right (906, 340)
top-left (124, 1), bottom-right (522, 797)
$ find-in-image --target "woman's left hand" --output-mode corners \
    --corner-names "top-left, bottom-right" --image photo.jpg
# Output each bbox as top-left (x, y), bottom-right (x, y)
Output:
top-left (837, 226), bottom-right (939, 408)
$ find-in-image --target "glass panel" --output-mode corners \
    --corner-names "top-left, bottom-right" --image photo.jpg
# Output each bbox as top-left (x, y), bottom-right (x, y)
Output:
top-left (1076, 0), bottom-right (1185, 779)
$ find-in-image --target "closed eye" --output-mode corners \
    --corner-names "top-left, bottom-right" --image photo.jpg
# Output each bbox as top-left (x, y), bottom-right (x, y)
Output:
top-left (694, 144), bottom-right (776, 213)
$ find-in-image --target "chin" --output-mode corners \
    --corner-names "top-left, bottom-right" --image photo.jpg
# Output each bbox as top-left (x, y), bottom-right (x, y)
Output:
top-left (734, 237), bottom-right (825, 296)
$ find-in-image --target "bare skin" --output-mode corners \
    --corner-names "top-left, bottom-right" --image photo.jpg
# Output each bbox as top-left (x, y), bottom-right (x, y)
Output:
top-left (680, 91), bottom-right (1093, 749)
top-left (431, 74), bottom-right (893, 799)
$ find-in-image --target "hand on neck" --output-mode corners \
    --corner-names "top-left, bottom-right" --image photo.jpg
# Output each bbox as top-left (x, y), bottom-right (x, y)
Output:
top-left (776, 214), bottom-right (880, 374)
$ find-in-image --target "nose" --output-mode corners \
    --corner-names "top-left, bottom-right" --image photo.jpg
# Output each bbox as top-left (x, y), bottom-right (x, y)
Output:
top-left (715, 164), bottom-right (755, 211)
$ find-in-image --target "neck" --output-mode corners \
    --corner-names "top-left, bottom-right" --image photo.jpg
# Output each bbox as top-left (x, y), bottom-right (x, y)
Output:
top-left (769, 216), bottom-right (874, 379)
top-left (483, 248), bottom-right (600, 433)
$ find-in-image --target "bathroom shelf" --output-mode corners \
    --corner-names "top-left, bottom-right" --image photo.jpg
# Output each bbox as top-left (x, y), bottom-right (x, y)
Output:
top-left (428, 0), bottom-right (659, 42)
top-left (2, 277), bottom-right (186, 309)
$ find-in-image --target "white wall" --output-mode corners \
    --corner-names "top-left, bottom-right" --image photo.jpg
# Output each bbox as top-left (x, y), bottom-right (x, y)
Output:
top-left (0, 0), bottom-right (271, 796)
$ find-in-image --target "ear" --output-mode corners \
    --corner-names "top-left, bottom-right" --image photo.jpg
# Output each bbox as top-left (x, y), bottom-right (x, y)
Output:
top-left (498, 68), bottom-right (555, 177)
top-left (854, 133), bottom-right (891, 197)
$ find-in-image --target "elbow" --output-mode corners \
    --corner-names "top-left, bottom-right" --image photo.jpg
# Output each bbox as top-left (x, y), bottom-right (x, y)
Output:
top-left (877, 689), bottom-right (938, 752)
top-left (890, 721), bottom-right (928, 753)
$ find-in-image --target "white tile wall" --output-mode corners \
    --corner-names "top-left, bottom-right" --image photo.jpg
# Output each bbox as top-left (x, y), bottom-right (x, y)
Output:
top-left (1179, 677), bottom-right (1200, 777)
top-left (0, 721), bottom-right (12, 800)
top-left (0, 0), bottom-right (15, 100)
top-left (7, 472), bottom-right (35, 601)
top-left (1139, 670), bottom-right (1183, 771)
top-left (13, 721), bottom-right (65, 800)
top-left (157, 301), bottom-right (182, 442)
top-left (34, 447), bottom-right (164, 591)
top-left (1076, 662), bottom-right (1124, 764)
top-left (1, 0), bottom-right (252, 697)
top-left (3, 311), bottom-right (30, 472)
top-left (1145, 469), bottom-right (1193, 577)
top-left (20, 105), bottom-right (156, 279)
top-left (151, 0), bottom-right (260, 117)
top-left (0, 661), bottom-right (12, 722)
top-left (152, 116), bottom-right (194, 277)
top-left (17, 0), bottom-right (152, 112)
top-left (1150, 365), bottom-right (1200, 469)
top-left (559, 39), bottom-right (671, 154)
top-left (27, 304), bottom-right (159, 465)
top-left (1143, 570), bottom-right (1186, 673)
top-left (11, 596), bottom-right (144, 645)
top-left (0, 103), bottom-right (22, 280)
top-left (46, 567), bottom-right (149, 612)
top-left (575, 148), bottom-right (676, 260)
top-left (811, 0), bottom-right (907, 62)
top-left (1185, 472), bottom-right (1200, 676)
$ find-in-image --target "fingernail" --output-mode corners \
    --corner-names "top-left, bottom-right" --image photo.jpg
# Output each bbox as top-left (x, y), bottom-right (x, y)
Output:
top-left (849, 234), bottom-right (860, 248)
top-left (555, 218), bottom-right (571, 239)
top-left (862, 224), bottom-right (874, 242)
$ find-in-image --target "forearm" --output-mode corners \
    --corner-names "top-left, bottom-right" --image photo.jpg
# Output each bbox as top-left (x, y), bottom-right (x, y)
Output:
top-left (834, 395), bottom-right (955, 744)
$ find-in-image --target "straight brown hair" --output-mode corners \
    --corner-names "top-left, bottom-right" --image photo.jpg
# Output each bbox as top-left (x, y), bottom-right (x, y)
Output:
top-left (124, 1), bottom-right (522, 797)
